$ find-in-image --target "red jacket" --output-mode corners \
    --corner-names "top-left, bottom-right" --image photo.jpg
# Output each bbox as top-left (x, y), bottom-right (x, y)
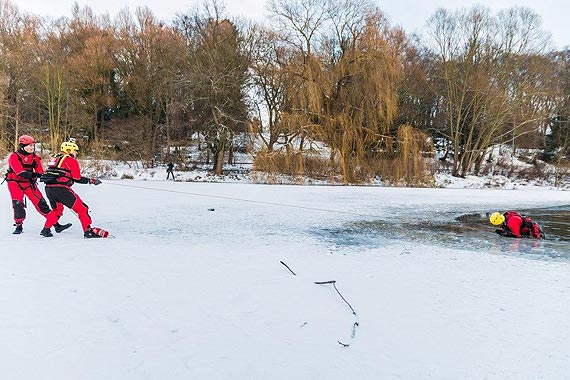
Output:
top-left (503, 211), bottom-right (542, 239)
top-left (6, 151), bottom-right (44, 182)
top-left (45, 153), bottom-right (86, 187)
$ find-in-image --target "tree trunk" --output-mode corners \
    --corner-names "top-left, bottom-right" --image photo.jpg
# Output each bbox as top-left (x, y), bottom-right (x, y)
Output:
top-left (228, 131), bottom-right (234, 164)
top-left (213, 137), bottom-right (226, 175)
top-left (14, 96), bottom-right (20, 150)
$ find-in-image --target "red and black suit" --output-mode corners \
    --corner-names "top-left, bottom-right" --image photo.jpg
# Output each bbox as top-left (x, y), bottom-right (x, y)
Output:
top-left (498, 211), bottom-right (544, 239)
top-left (43, 153), bottom-right (94, 232)
top-left (5, 148), bottom-right (51, 225)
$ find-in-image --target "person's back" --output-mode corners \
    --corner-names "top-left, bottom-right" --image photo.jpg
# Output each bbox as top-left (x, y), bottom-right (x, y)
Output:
top-left (44, 152), bottom-right (81, 187)
top-left (503, 211), bottom-right (525, 237)
top-left (489, 211), bottom-right (544, 239)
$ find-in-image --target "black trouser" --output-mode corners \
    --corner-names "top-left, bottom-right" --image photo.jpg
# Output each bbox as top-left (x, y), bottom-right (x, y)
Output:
top-left (45, 185), bottom-right (92, 231)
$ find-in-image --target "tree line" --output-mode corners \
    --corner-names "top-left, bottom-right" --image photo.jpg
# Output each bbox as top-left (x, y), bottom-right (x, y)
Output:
top-left (0, 0), bottom-right (568, 183)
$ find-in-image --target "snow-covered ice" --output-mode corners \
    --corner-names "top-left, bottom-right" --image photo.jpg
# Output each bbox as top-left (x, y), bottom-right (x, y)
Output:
top-left (1, 181), bottom-right (569, 379)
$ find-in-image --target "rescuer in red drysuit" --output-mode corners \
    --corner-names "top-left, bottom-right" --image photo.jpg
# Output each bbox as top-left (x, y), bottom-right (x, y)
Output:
top-left (40, 140), bottom-right (108, 238)
top-left (489, 211), bottom-right (545, 239)
top-left (4, 134), bottom-right (71, 235)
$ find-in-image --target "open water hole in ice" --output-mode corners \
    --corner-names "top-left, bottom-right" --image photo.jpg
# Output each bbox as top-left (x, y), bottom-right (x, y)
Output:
top-left (313, 205), bottom-right (570, 260)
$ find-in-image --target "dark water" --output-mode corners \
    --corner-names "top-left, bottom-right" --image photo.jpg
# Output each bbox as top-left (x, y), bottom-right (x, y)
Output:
top-left (314, 205), bottom-right (570, 260)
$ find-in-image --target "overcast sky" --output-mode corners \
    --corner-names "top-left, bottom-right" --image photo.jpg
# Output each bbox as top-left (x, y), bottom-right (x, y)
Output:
top-left (13, 0), bottom-right (569, 49)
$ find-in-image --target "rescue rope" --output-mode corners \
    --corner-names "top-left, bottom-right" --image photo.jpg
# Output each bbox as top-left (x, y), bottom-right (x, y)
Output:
top-left (104, 181), bottom-right (378, 218)
top-left (104, 181), bottom-right (569, 244)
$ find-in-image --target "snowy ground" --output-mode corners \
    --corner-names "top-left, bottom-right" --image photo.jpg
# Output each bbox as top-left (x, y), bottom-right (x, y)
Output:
top-left (1, 181), bottom-right (569, 380)
top-left (92, 158), bottom-right (570, 190)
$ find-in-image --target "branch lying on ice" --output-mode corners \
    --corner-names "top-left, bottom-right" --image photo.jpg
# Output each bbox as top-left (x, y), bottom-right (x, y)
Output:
top-left (280, 260), bottom-right (297, 276)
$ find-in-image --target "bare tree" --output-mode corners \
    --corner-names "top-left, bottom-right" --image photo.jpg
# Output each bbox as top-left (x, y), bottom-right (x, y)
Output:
top-left (114, 7), bottom-right (187, 163)
top-left (424, 6), bottom-right (553, 177)
top-left (30, 18), bottom-right (71, 152)
top-left (0, 1), bottom-right (40, 149)
top-left (248, 25), bottom-right (291, 151)
top-left (64, 4), bottom-right (117, 144)
top-left (175, 0), bottom-right (250, 174)
top-left (546, 49), bottom-right (570, 185)
top-left (267, 0), bottom-right (329, 57)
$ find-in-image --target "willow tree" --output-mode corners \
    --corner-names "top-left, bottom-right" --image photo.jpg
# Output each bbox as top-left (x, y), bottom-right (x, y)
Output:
top-left (270, 0), bottom-right (405, 182)
top-left (388, 124), bottom-right (432, 185)
top-left (267, 0), bottom-right (330, 154)
top-left (320, 6), bottom-right (403, 181)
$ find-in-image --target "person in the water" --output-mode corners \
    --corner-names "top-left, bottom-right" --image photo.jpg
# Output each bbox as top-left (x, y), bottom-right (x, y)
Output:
top-left (489, 211), bottom-right (545, 239)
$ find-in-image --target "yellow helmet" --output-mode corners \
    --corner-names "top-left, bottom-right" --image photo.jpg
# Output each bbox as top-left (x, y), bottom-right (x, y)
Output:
top-left (61, 141), bottom-right (79, 154)
top-left (489, 212), bottom-right (505, 225)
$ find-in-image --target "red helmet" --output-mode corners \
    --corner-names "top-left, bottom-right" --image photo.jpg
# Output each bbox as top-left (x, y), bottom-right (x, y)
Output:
top-left (18, 135), bottom-right (35, 145)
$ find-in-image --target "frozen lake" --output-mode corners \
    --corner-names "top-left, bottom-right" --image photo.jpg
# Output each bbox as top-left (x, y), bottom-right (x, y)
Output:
top-left (2, 182), bottom-right (569, 380)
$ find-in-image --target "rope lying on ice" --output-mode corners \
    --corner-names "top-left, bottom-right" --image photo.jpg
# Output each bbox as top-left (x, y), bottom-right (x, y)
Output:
top-left (314, 280), bottom-right (360, 347)
top-left (314, 280), bottom-right (357, 315)
top-left (280, 260), bottom-right (360, 347)
top-left (105, 181), bottom-right (378, 218)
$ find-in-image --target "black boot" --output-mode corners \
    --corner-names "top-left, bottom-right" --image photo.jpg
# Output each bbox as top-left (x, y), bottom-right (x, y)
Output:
top-left (13, 224), bottom-right (23, 234)
top-left (84, 228), bottom-right (103, 239)
top-left (54, 222), bottom-right (72, 233)
top-left (40, 227), bottom-right (53, 237)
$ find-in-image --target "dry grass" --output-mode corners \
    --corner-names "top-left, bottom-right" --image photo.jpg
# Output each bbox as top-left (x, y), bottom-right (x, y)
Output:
top-left (252, 124), bottom-right (434, 186)
top-left (253, 149), bottom-right (336, 183)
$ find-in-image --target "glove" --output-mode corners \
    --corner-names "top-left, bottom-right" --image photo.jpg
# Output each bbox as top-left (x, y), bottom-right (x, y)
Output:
top-left (89, 178), bottom-right (102, 185)
top-left (32, 172), bottom-right (42, 179)
top-left (18, 171), bottom-right (33, 180)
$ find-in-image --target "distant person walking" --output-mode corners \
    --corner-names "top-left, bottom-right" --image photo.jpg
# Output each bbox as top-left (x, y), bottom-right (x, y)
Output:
top-left (166, 162), bottom-right (175, 180)
top-left (4, 134), bottom-right (71, 235)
